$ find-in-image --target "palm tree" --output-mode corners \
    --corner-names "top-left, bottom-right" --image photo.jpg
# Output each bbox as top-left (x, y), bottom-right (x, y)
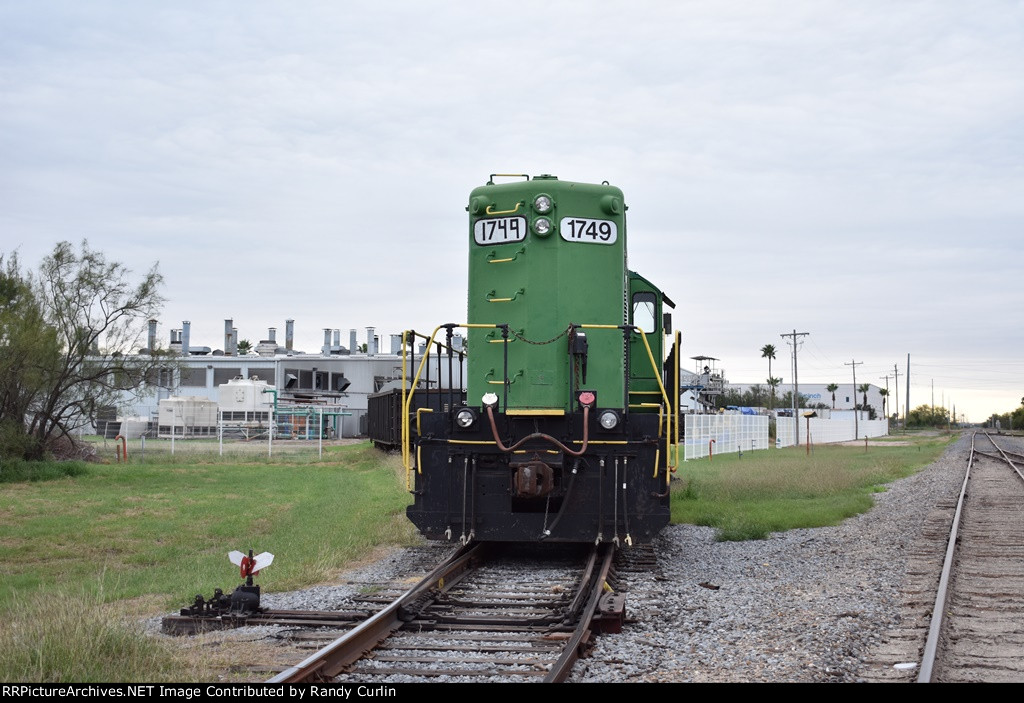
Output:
top-left (236, 339), bottom-right (253, 355)
top-left (858, 383), bottom-right (870, 410)
top-left (826, 383), bottom-right (839, 409)
top-left (879, 388), bottom-right (889, 419)
top-left (767, 377), bottom-right (782, 406)
top-left (761, 344), bottom-right (776, 409)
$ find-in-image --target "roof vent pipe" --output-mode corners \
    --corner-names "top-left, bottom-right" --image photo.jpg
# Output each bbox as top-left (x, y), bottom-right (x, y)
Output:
top-left (366, 327), bottom-right (375, 357)
top-left (182, 321), bottom-right (191, 357)
top-left (148, 319), bottom-right (157, 354)
top-left (390, 334), bottom-right (402, 355)
top-left (322, 328), bottom-right (332, 355)
top-left (268, 327), bottom-right (276, 343)
top-left (286, 319), bottom-right (294, 351)
top-left (224, 319), bottom-right (234, 356)
top-left (350, 329), bottom-right (358, 354)
top-left (231, 328), bottom-right (238, 356)
top-left (333, 329), bottom-right (340, 347)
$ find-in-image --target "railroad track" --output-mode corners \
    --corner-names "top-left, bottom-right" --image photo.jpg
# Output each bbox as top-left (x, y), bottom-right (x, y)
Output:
top-left (917, 431), bottom-right (1024, 682)
top-left (267, 541), bottom-right (625, 683)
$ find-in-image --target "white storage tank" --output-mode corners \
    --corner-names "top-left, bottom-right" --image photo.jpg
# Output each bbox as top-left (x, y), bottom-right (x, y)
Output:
top-left (158, 397), bottom-right (218, 438)
top-left (218, 376), bottom-right (274, 411)
top-left (116, 417), bottom-right (150, 439)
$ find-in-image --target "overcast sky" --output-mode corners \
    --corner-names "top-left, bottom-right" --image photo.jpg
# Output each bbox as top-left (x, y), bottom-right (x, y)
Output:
top-left (3, 1), bottom-right (1022, 422)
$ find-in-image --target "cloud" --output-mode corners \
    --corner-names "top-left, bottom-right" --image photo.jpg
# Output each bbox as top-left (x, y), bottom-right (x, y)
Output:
top-left (2, 0), bottom-right (1022, 419)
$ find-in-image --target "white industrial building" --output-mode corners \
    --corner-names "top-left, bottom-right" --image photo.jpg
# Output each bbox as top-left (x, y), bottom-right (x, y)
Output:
top-left (728, 382), bottom-right (890, 418)
top-left (105, 319), bottom-right (464, 439)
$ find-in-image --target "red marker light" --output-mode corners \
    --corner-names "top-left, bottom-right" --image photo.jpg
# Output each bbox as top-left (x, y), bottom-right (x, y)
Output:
top-left (578, 391), bottom-right (596, 407)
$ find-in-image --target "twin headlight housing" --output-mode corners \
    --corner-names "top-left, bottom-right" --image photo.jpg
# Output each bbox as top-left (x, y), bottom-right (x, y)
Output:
top-left (532, 194), bottom-right (553, 237)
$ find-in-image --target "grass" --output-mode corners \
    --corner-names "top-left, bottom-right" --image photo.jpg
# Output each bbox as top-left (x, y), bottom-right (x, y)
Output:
top-left (0, 587), bottom-right (189, 683)
top-left (0, 441), bottom-right (418, 682)
top-left (671, 434), bottom-right (955, 540)
top-left (0, 458), bottom-right (89, 484)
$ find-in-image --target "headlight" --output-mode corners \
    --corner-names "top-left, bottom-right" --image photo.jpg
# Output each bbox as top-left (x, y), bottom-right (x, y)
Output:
top-left (598, 410), bottom-right (620, 430)
top-left (533, 194), bottom-right (552, 214)
top-left (533, 217), bottom-right (552, 237)
top-left (455, 408), bottom-right (477, 429)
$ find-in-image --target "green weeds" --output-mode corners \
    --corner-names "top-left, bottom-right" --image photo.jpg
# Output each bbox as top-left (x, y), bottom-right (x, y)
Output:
top-left (672, 436), bottom-right (953, 541)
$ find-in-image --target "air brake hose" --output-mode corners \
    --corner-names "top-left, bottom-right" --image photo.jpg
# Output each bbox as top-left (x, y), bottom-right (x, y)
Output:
top-left (539, 458), bottom-right (582, 540)
top-left (484, 405), bottom-right (590, 456)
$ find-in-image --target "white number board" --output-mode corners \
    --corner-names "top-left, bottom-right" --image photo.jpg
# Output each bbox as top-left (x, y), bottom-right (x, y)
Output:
top-left (560, 217), bottom-right (617, 244)
top-left (474, 216), bottom-right (527, 245)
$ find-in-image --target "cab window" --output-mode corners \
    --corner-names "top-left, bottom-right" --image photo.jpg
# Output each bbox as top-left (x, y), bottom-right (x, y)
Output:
top-left (631, 292), bottom-right (657, 334)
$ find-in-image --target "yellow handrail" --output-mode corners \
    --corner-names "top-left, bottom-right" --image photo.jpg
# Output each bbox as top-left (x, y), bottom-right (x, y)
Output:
top-left (637, 327), bottom-right (677, 476)
top-left (486, 288), bottom-right (524, 303)
top-left (674, 330), bottom-right (681, 477)
top-left (484, 202), bottom-right (522, 216)
top-left (487, 246), bottom-right (525, 264)
top-left (578, 323), bottom-right (675, 476)
top-left (402, 324), bottom-right (500, 484)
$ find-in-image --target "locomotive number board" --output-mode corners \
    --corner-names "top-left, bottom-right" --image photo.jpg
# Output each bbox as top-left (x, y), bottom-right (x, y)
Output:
top-left (474, 216), bottom-right (527, 245)
top-left (560, 217), bottom-right (618, 244)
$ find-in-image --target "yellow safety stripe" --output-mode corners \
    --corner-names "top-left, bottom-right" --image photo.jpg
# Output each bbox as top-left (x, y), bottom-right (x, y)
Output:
top-left (507, 409), bottom-right (565, 416)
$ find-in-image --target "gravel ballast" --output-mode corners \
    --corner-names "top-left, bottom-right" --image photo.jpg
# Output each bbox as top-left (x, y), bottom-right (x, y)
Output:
top-left (572, 434), bottom-right (968, 683)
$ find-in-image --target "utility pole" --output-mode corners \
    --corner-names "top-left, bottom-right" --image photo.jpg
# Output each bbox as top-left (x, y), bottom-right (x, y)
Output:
top-left (906, 354), bottom-right (911, 431)
top-left (846, 359), bottom-right (862, 439)
top-left (893, 364), bottom-right (901, 433)
top-left (780, 330), bottom-right (809, 445)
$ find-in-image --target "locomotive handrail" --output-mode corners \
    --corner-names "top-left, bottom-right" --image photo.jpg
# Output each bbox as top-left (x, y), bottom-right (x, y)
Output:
top-left (578, 324), bottom-right (678, 476)
top-left (402, 324), bottom-right (501, 485)
top-left (484, 202), bottom-right (523, 216)
top-left (486, 288), bottom-right (525, 302)
top-left (486, 246), bottom-right (525, 264)
top-left (674, 330), bottom-right (681, 474)
top-left (637, 325), bottom-right (677, 477)
top-left (487, 173), bottom-right (530, 184)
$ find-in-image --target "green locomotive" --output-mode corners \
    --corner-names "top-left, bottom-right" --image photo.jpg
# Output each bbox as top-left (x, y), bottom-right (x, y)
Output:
top-left (402, 174), bottom-right (680, 544)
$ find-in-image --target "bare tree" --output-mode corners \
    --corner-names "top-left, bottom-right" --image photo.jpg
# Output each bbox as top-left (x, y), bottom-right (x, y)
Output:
top-left (4, 241), bottom-right (166, 458)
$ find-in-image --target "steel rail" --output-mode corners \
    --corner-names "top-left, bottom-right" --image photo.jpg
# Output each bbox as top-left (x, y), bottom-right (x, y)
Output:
top-left (268, 542), bottom-right (489, 683)
top-left (917, 431), bottom-right (1023, 682)
top-left (916, 432), bottom-right (975, 683)
top-left (981, 430), bottom-right (1024, 483)
top-left (542, 543), bottom-right (616, 683)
